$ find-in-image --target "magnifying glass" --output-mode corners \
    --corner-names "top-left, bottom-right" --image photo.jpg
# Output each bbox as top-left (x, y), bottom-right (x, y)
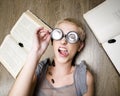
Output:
top-left (51, 28), bottom-right (80, 44)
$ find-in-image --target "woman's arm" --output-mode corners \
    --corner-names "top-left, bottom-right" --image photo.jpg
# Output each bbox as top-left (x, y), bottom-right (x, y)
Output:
top-left (9, 27), bottom-right (50, 96)
top-left (83, 71), bottom-right (94, 96)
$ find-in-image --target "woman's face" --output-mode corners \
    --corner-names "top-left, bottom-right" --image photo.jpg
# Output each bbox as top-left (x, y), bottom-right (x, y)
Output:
top-left (53, 22), bottom-right (83, 63)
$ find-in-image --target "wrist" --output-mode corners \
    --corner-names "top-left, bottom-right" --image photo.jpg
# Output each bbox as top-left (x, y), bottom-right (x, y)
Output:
top-left (28, 51), bottom-right (41, 61)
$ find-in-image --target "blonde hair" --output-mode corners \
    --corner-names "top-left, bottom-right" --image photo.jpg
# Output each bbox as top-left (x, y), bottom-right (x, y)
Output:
top-left (55, 18), bottom-right (86, 42)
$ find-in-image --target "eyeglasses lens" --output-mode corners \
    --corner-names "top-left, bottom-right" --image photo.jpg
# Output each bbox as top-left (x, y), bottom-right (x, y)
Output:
top-left (51, 29), bottom-right (79, 43)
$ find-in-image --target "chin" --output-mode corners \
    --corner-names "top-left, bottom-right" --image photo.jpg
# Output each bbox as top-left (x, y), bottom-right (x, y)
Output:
top-left (55, 56), bottom-right (72, 64)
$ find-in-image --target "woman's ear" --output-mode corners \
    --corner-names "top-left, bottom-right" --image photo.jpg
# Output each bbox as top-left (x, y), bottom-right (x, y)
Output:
top-left (78, 42), bottom-right (84, 52)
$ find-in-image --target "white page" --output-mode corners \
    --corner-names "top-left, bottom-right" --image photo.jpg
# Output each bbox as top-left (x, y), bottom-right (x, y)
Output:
top-left (0, 35), bottom-right (27, 78)
top-left (10, 13), bottom-right (40, 53)
top-left (102, 34), bottom-right (120, 74)
top-left (83, 0), bottom-right (120, 43)
top-left (11, 10), bottom-right (52, 53)
top-left (0, 10), bottom-right (52, 78)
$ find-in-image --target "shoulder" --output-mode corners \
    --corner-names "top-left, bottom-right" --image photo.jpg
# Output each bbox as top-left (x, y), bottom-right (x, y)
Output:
top-left (75, 63), bottom-right (94, 84)
top-left (75, 60), bottom-right (87, 70)
top-left (75, 61), bottom-right (94, 96)
top-left (37, 58), bottom-right (50, 68)
top-left (36, 58), bottom-right (50, 77)
top-left (86, 70), bottom-right (94, 86)
top-left (83, 70), bottom-right (94, 96)
top-left (39, 58), bottom-right (50, 65)
top-left (75, 61), bottom-right (94, 83)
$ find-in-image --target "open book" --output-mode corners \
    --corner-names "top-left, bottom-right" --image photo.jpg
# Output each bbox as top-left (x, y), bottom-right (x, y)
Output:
top-left (0, 10), bottom-right (52, 78)
top-left (83, 0), bottom-right (120, 74)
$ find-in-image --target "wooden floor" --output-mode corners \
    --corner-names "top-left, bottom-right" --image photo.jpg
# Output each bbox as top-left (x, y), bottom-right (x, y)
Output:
top-left (0, 0), bottom-right (120, 96)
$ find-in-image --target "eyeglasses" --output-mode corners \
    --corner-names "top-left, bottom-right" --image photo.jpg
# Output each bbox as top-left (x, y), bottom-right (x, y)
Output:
top-left (51, 28), bottom-right (80, 44)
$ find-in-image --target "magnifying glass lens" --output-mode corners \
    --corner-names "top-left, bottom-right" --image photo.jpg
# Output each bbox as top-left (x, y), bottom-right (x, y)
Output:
top-left (66, 32), bottom-right (79, 43)
top-left (51, 29), bottom-right (63, 40)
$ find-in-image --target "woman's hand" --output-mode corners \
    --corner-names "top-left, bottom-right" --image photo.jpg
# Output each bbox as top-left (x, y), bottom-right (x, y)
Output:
top-left (31, 27), bottom-right (51, 58)
top-left (9, 27), bottom-right (51, 96)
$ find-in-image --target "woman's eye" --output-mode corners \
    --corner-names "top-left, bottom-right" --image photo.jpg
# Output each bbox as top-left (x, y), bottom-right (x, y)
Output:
top-left (51, 29), bottom-right (63, 40)
top-left (69, 34), bottom-right (76, 39)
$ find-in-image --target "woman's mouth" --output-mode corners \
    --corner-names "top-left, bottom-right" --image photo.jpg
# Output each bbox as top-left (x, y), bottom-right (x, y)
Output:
top-left (58, 47), bottom-right (69, 57)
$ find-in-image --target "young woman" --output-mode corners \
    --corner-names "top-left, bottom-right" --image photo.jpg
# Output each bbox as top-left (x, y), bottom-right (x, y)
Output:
top-left (9, 18), bottom-right (94, 96)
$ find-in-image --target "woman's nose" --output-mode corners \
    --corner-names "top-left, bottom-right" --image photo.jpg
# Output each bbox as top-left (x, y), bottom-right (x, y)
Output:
top-left (60, 37), bottom-right (67, 45)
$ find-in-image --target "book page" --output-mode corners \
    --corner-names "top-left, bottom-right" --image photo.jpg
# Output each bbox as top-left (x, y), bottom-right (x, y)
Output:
top-left (11, 10), bottom-right (52, 53)
top-left (83, 0), bottom-right (120, 43)
top-left (0, 10), bottom-right (53, 78)
top-left (0, 35), bottom-right (27, 78)
top-left (102, 34), bottom-right (120, 74)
